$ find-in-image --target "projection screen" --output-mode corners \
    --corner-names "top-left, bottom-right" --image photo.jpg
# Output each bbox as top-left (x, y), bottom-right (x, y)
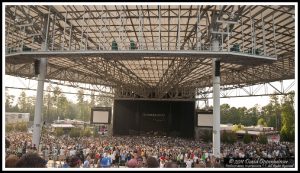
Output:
top-left (93, 111), bottom-right (109, 123)
top-left (197, 114), bottom-right (213, 127)
top-left (91, 107), bottom-right (111, 124)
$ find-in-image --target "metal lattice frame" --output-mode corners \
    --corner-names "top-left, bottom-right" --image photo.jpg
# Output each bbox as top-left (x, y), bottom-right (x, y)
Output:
top-left (5, 4), bottom-right (295, 100)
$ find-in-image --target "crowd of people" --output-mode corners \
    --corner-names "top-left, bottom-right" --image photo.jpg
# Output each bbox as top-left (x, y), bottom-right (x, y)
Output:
top-left (5, 131), bottom-right (295, 168)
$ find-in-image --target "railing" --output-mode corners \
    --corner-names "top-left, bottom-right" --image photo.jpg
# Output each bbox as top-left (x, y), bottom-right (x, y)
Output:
top-left (5, 41), bottom-right (277, 58)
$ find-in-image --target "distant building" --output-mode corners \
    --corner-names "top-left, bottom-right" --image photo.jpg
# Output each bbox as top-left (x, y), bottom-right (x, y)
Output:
top-left (220, 124), bottom-right (280, 143)
top-left (50, 123), bottom-right (75, 134)
top-left (53, 119), bottom-right (87, 125)
top-left (5, 112), bottom-right (30, 124)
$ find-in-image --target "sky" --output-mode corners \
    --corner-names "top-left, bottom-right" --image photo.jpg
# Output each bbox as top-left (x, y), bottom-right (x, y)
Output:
top-left (3, 75), bottom-right (296, 109)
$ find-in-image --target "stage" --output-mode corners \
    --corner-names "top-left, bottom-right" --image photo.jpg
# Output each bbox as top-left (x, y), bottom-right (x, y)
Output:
top-left (113, 100), bottom-right (195, 138)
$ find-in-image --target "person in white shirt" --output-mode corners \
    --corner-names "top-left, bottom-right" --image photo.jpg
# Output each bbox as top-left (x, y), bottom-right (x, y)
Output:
top-left (160, 160), bottom-right (165, 168)
top-left (193, 155), bottom-right (198, 163)
top-left (83, 148), bottom-right (87, 158)
top-left (70, 148), bottom-right (76, 156)
top-left (59, 147), bottom-right (65, 165)
top-left (186, 159), bottom-right (193, 168)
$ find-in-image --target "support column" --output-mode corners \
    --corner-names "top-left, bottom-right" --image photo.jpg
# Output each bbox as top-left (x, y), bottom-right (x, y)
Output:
top-left (32, 57), bottom-right (47, 148)
top-left (212, 39), bottom-right (221, 158)
top-left (33, 12), bottom-right (50, 148)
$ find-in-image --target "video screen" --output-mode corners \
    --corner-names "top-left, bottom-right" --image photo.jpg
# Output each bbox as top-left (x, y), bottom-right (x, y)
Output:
top-left (91, 107), bottom-right (111, 124)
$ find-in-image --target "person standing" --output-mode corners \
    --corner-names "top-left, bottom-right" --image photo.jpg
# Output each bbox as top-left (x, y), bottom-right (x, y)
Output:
top-left (185, 158), bottom-right (193, 168)
top-left (100, 153), bottom-right (112, 168)
top-left (83, 156), bottom-right (91, 168)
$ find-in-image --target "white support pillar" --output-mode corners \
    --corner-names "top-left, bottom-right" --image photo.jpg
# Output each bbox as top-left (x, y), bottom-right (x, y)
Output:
top-left (32, 57), bottom-right (47, 149)
top-left (212, 39), bottom-right (221, 158)
top-left (32, 14), bottom-right (49, 148)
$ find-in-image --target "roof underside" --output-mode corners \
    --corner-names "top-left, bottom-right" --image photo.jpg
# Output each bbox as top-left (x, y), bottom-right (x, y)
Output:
top-left (5, 4), bottom-right (295, 99)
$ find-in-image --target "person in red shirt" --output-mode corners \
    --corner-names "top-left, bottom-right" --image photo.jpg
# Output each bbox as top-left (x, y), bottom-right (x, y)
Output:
top-left (94, 153), bottom-right (100, 168)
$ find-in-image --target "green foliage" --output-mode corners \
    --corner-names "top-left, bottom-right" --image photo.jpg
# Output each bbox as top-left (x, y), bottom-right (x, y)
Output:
top-left (5, 91), bottom-right (15, 111)
top-left (82, 128), bottom-right (92, 137)
top-left (280, 92), bottom-right (295, 142)
top-left (77, 89), bottom-right (91, 121)
top-left (54, 127), bottom-right (64, 137)
top-left (13, 121), bottom-right (28, 132)
top-left (93, 127), bottom-right (99, 138)
top-left (8, 86), bottom-right (293, 140)
top-left (202, 129), bottom-right (212, 142)
top-left (7, 86), bottom-right (112, 126)
top-left (243, 131), bottom-right (252, 144)
top-left (17, 91), bottom-right (27, 110)
top-left (221, 131), bottom-right (237, 144)
top-left (257, 133), bottom-right (268, 144)
top-left (232, 123), bottom-right (244, 132)
top-left (42, 126), bottom-right (47, 135)
top-left (257, 118), bottom-right (267, 127)
top-left (6, 123), bottom-right (14, 132)
top-left (15, 91), bottom-right (35, 118)
top-left (269, 95), bottom-right (281, 130)
top-left (69, 128), bottom-right (81, 138)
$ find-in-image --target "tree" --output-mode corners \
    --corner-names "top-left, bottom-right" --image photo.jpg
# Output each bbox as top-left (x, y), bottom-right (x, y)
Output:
top-left (221, 131), bottom-right (228, 143)
top-left (93, 126), bottom-right (99, 138)
top-left (53, 86), bottom-right (62, 121)
top-left (5, 90), bottom-right (15, 111)
top-left (232, 123), bottom-right (244, 132)
top-left (77, 89), bottom-right (85, 120)
top-left (257, 133), bottom-right (268, 144)
top-left (243, 131), bottom-right (251, 144)
top-left (261, 103), bottom-right (274, 128)
top-left (15, 121), bottom-right (28, 132)
top-left (54, 127), bottom-right (64, 137)
top-left (227, 131), bottom-right (237, 144)
top-left (57, 96), bottom-right (69, 120)
top-left (26, 97), bottom-right (35, 121)
top-left (44, 86), bottom-right (53, 123)
top-left (280, 92), bottom-right (295, 142)
top-left (17, 91), bottom-right (28, 111)
top-left (257, 118), bottom-right (267, 127)
top-left (70, 128), bottom-right (81, 138)
top-left (90, 92), bottom-right (96, 107)
top-left (66, 103), bottom-right (78, 120)
top-left (82, 128), bottom-right (92, 137)
top-left (221, 104), bottom-right (231, 124)
top-left (270, 95), bottom-right (281, 130)
top-left (16, 91), bottom-right (35, 118)
top-left (6, 123), bottom-right (14, 132)
top-left (246, 107), bottom-right (259, 126)
top-left (229, 107), bottom-right (240, 124)
top-left (221, 130), bottom-right (237, 144)
top-left (202, 129), bottom-right (212, 142)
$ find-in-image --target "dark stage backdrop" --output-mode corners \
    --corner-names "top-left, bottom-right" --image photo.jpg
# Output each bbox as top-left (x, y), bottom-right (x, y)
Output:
top-left (113, 100), bottom-right (195, 138)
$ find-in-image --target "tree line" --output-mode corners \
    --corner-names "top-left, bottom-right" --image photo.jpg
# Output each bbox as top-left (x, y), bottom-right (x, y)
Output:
top-left (5, 86), bottom-right (113, 124)
top-left (219, 92), bottom-right (295, 142)
top-left (5, 87), bottom-right (294, 142)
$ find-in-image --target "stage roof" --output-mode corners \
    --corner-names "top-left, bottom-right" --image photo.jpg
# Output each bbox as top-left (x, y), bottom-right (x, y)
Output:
top-left (5, 4), bottom-right (295, 99)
